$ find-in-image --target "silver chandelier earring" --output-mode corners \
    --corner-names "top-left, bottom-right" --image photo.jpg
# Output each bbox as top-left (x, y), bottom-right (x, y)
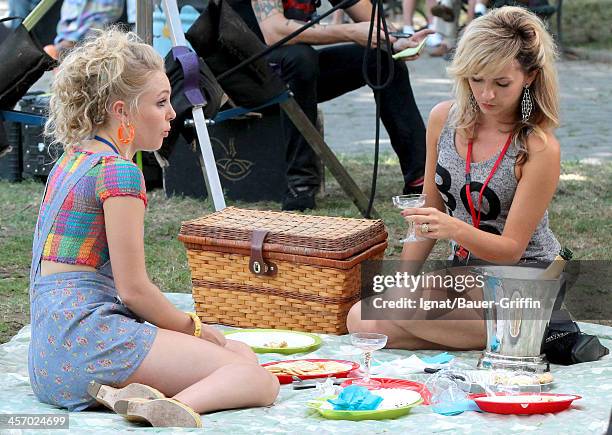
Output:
top-left (469, 93), bottom-right (479, 113)
top-left (521, 85), bottom-right (533, 122)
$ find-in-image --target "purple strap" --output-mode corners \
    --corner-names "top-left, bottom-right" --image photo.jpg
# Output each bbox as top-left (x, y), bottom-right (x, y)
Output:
top-left (172, 46), bottom-right (206, 107)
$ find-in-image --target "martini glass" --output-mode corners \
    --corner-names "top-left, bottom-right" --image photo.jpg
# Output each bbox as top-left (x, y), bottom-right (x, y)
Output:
top-left (392, 194), bottom-right (427, 243)
top-left (350, 332), bottom-right (388, 389)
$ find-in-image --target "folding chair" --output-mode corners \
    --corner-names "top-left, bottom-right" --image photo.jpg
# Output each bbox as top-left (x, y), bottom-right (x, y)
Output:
top-left (0, 0), bottom-right (58, 161)
top-left (179, 0), bottom-right (380, 218)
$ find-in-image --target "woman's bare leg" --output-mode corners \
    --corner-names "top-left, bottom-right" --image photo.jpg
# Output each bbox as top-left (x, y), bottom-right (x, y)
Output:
top-left (347, 267), bottom-right (486, 350)
top-left (118, 329), bottom-right (279, 414)
top-left (347, 301), bottom-right (442, 349)
top-left (347, 298), bottom-right (485, 350)
top-left (403, 0), bottom-right (416, 27)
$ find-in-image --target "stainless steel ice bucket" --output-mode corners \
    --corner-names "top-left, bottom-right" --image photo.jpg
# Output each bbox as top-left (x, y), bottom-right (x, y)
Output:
top-left (476, 266), bottom-right (562, 372)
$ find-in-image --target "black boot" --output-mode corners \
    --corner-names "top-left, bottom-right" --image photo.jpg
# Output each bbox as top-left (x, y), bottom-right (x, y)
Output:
top-left (281, 185), bottom-right (317, 211)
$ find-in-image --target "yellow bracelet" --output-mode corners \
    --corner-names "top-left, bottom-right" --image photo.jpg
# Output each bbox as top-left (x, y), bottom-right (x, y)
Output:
top-left (186, 312), bottom-right (202, 338)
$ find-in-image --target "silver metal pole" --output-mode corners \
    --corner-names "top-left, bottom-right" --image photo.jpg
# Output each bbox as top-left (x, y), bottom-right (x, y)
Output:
top-left (161, 0), bottom-right (226, 210)
top-left (161, 0), bottom-right (185, 46)
top-left (136, 0), bottom-right (154, 45)
top-left (22, 0), bottom-right (58, 31)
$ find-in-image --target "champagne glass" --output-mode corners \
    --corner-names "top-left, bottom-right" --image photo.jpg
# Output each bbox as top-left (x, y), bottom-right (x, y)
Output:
top-left (350, 332), bottom-right (388, 389)
top-left (392, 194), bottom-right (427, 243)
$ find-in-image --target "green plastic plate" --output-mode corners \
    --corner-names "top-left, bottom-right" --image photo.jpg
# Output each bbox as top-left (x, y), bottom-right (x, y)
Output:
top-left (224, 329), bottom-right (322, 354)
top-left (307, 395), bottom-right (423, 421)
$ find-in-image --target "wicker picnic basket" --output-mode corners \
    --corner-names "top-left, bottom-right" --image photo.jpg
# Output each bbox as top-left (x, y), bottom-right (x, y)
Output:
top-left (178, 207), bottom-right (388, 334)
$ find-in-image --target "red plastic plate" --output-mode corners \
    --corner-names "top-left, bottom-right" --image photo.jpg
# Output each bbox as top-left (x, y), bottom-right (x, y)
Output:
top-left (341, 377), bottom-right (432, 405)
top-left (472, 393), bottom-right (582, 415)
top-left (262, 359), bottom-right (360, 384)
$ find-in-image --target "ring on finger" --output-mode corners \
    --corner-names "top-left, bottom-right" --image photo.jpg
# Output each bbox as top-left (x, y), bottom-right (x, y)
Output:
top-left (420, 223), bottom-right (430, 233)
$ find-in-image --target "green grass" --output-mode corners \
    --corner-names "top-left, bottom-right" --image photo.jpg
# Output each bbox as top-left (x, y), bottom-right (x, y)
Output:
top-left (572, 40), bottom-right (612, 51)
top-left (1, 155), bottom-right (611, 343)
top-left (560, 0), bottom-right (612, 47)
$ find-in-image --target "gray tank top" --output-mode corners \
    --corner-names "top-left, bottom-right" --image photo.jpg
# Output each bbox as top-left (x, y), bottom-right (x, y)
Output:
top-left (435, 113), bottom-right (560, 262)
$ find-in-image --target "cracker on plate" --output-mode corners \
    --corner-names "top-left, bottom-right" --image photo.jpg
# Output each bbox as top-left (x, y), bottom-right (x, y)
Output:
top-left (265, 360), bottom-right (350, 376)
top-left (263, 340), bottom-right (288, 348)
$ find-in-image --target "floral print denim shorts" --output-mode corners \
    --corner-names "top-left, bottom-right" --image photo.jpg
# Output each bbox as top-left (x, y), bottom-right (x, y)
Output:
top-left (28, 271), bottom-right (157, 411)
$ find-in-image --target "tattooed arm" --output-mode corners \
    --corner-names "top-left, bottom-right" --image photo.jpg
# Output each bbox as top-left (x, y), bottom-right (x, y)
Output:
top-left (251, 0), bottom-right (392, 46)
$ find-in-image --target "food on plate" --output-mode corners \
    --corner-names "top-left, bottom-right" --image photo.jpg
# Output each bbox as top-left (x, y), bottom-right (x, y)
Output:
top-left (263, 340), bottom-right (288, 348)
top-left (538, 373), bottom-right (554, 384)
top-left (491, 372), bottom-right (554, 386)
top-left (265, 360), bottom-right (351, 376)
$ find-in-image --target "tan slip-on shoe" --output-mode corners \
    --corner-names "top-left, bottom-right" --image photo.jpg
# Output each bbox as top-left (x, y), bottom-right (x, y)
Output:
top-left (114, 398), bottom-right (203, 428)
top-left (87, 381), bottom-right (165, 411)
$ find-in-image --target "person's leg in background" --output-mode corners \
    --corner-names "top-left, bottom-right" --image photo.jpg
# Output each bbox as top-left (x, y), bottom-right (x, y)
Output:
top-left (317, 44), bottom-right (426, 194)
top-left (472, 0), bottom-right (488, 18)
top-left (402, 0), bottom-right (419, 34)
top-left (53, 0), bottom-right (125, 58)
top-left (424, 0), bottom-right (444, 47)
top-left (267, 44), bottom-right (322, 211)
top-left (403, 0), bottom-right (443, 47)
top-left (126, 0), bottom-right (137, 28)
top-left (466, 0), bottom-right (488, 21)
top-left (379, 59), bottom-right (427, 192)
top-left (430, 0), bottom-right (456, 22)
top-left (429, 0), bottom-right (461, 57)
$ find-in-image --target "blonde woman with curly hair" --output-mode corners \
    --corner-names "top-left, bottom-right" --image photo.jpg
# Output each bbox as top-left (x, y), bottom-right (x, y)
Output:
top-left (29, 29), bottom-right (279, 427)
top-left (347, 7), bottom-right (562, 350)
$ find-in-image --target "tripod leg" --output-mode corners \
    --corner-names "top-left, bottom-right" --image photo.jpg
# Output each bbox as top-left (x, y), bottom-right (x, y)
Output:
top-left (192, 108), bottom-right (226, 209)
top-left (161, 0), bottom-right (226, 210)
top-left (280, 98), bottom-right (380, 219)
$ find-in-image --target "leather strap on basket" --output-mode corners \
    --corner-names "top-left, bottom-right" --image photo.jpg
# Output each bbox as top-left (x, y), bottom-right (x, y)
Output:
top-left (249, 229), bottom-right (277, 276)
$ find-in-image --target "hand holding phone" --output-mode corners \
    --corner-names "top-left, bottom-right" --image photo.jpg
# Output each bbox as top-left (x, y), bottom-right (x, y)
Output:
top-left (392, 36), bottom-right (429, 60)
top-left (389, 31), bottom-right (414, 39)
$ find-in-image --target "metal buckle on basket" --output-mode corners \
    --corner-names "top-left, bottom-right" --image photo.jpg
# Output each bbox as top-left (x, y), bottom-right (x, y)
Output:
top-left (251, 261), bottom-right (273, 275)
top-left (249, 229), bottom-right (277, 276)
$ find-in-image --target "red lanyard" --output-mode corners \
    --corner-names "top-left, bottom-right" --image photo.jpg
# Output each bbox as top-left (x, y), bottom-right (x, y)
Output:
top-left (465, 134), bottom-right (513, 228)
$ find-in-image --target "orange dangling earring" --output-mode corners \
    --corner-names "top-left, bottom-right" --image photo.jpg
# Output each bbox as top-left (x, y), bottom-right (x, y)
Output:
top-left (118, 122), bottom-right (135, 145)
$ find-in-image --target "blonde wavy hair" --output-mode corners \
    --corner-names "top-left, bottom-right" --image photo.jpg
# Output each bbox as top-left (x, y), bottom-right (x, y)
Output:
top-left (45, 28), bottom-right (165, 151)
top-left (447, 6), bottom-right (559, 163)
